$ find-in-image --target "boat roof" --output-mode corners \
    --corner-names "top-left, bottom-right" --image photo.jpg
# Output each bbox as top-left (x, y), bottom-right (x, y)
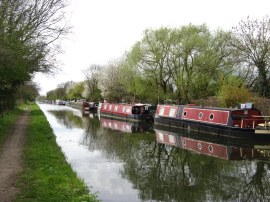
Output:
top-left (158, 104), bottom-right (256, 112)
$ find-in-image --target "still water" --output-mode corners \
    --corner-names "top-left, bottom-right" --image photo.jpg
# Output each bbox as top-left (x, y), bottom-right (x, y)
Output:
top-left (39, 103), bottom-right (270, 202)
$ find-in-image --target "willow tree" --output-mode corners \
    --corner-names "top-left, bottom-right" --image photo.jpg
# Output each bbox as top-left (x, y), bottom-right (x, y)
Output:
top-left (120, 49), bottom-right (160, 103)
top-left (125, 28), bottom-right (175, 103)
top-left (0, 0), bottom-right (69, 113)
top-left (232, 16), bottom-right (270, 97)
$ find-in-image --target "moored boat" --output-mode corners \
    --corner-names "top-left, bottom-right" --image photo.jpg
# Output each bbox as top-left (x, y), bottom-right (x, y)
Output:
top-left (154, 103), bottom-right (270, 138)
top-left (68, 101), bottom-right (99, 113)
top-left (100, 103), bottom-right (156, 122)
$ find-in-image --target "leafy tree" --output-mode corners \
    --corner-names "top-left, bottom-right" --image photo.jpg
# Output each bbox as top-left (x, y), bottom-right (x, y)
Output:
top-left (130, 28), bottom-right (174, 99)
top-left (120, 53), bottom-right (161, 103)
top-left (15, 81), bottom-right (39, 103)
top-left (232, 16), bottom-right (270, 97)
top-left (66, 82), bottom-right (85, 100)
top-left (169, 25), bottom-right (234, 103)
top-left (125, 25), bottom-right (234, 104)
top-left (0, 0), bottom-right (69, 113)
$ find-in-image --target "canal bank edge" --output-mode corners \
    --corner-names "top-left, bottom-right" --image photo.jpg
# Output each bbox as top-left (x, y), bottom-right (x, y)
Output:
top-left (16, 103), bottom-right (100, 202)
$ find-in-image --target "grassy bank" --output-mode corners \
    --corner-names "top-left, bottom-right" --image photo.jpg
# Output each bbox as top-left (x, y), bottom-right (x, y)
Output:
top-left (16, 103), bottom-right (99, 202)
top-left (0, 107), bottom-right (24, 150)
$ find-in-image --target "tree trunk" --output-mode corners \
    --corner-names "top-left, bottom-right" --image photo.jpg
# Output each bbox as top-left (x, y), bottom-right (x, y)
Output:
top-left (257, 62), bottom-right (269, 97)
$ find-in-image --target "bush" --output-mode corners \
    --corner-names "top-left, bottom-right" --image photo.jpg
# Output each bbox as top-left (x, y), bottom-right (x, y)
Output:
top-left (217, 85), bottom-right (255, 107)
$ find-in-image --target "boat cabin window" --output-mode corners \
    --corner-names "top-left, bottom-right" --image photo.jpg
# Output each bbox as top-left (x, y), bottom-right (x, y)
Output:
top-left (132, 106), bottom-right (148, 114)
top-left (159, 107), bottom-right (165, 116)
top-left (183, 111), bottom-right (187, 117)
top-left (132, 106), bottom-right (140, 114)
top-left (169, 108), bottom-right (177, 117)
top-left (208, 145), bottom-right (213, 153)
top-left (198, 112), bottom-right (203, 119)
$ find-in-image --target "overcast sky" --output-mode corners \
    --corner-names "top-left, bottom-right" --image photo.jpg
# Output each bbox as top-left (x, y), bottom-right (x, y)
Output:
top-left (34, 0), bottom-right (270, 95)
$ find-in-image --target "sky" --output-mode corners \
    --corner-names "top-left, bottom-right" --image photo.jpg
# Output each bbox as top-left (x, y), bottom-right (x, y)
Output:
top-left (34, 0), bottom-right (270, 96)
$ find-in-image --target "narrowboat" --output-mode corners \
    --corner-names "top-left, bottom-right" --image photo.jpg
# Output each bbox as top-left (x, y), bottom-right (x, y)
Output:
top-left (155, 128), bottom-right (270, 160)
top-left (100, 117), bottom-right (152, 133)
top-left (154, 103), bottom-right (270, 138)
top-left (100, 103), bottom-right (156, 122)
top-left (68, 101), bottom-right (99, 113)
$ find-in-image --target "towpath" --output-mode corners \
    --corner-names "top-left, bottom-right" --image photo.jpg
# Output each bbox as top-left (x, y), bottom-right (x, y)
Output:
top-left (0, 110), bottom-right (29, 202)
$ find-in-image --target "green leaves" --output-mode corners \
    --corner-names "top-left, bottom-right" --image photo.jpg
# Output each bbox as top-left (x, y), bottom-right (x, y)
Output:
top-left (125, 25), bottom-right (233, 103)
top-left (0, 0), bottom-right (68, 112)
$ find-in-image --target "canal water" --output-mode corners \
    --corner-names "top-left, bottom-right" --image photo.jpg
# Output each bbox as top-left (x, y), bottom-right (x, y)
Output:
top-left (39, 103), bottom-right (270, 202)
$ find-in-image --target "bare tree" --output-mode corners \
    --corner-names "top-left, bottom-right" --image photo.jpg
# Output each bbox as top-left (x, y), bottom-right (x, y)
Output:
top-left (99, 60), bottom-right (127, 102)
top-left (83, 64), bottom-right (103, 101)
top-left (232, 16), bottom-right (270, 97)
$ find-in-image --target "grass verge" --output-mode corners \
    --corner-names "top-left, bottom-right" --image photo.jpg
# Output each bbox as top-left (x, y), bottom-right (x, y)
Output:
top-left (16, 103), bottom-right (99, 202)
top-left (0, 107), bottom-right (24, 150)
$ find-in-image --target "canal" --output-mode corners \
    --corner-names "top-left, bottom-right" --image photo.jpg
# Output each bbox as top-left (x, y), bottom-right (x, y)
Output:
top-left (39, 103), bottom-right (270, 202)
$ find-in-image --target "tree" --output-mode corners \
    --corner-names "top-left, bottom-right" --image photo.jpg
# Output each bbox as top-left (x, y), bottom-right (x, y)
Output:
top-left (132, 28), bottom-right (174, 98)
top-left (66, 82), bottom-right (85, 100)
top-left (120, 52), bottom-right (160, 103)
top-left (169, 25), bottom-right (212, 102)
top-left (232, 16), bottom-right (270, 97)
top-left (0, 0), bottom-right (69, 113)
top-left (83, 65), bottom-right (103, 101)
top-left (15, 81), bottom-right (40, 103)
top-left (99, 59), bottom-right (127, 102)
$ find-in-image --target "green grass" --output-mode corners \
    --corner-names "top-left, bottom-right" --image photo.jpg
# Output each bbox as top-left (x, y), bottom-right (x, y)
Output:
top-left (0, 107), bottom-right (24, 150)
top-left (16, 103), bottom-right (100, 202)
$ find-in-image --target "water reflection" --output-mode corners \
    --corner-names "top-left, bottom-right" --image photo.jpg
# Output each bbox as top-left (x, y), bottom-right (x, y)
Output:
top-left (39, 104), bottom-right (270, 202)
top-left (100, 117), bottom-right (153, 133)
top-left (155, 128), bottom-right (270, 161)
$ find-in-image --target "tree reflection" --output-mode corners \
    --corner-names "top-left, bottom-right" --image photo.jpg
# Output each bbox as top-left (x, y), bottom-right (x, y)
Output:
top-left (48, 110), bottom-right (85, 128)
top-left (48, 109), bottom-right (270, 201)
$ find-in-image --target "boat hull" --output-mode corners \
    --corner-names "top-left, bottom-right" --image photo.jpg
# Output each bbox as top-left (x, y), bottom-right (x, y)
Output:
top-left (154, 116), bottom-right (270, 139)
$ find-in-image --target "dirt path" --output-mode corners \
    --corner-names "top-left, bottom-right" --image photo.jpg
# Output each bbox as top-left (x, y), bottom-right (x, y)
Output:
top-left (0, 110), bottom-right (29, 202)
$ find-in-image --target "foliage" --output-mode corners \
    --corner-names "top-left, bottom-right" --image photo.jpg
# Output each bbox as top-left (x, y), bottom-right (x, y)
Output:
top-left (129, 28), bottom-right (174, 98)
top-left (217, 76), bottom-right (255, 107)
top-left (0, 107), bottom-right (23, 147)
top-left (66, 82), bottom-right (85, 100)
top-left (44, 16), bottom-right (270, 104)
top-left (15, 82), bottom-right (39, 104)
top-left (120, 53), bottom-right (163, 103)
top-left (47, 87), bottom-right (66, 100)
top-left (0, 0), bottom-right (69, 114)
top-left (124, 25), bottom-right (234, 103)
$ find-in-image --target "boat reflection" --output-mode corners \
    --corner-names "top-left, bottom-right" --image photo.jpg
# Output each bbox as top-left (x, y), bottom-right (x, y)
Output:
top-left (100, 117), bottom-right (153, 133)
top-left (155, 128), bottom-right (270, 160)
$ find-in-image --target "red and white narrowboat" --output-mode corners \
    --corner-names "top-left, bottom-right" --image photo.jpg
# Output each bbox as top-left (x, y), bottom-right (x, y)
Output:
top-left (154, 103), bottom-right (270, 138)
top-left (100, 103), bottom-right (156, 122)
top-left (100, 117), bottom-right (152, 133)
top-left (155, 129), bottom-right (270, 160)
